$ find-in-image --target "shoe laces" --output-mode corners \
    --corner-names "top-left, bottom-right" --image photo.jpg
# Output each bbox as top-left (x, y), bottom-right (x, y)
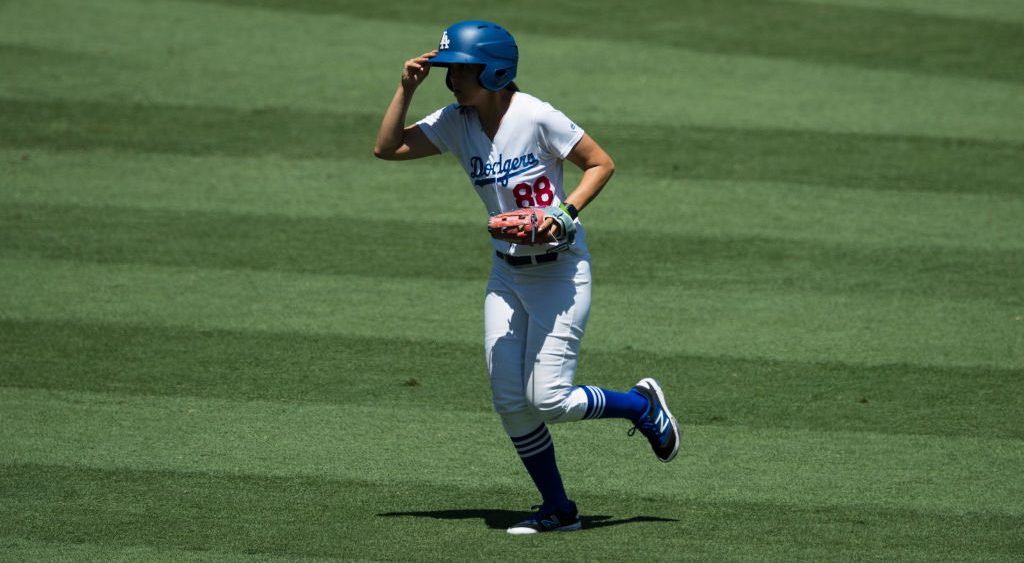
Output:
top-left (628, 415), bottom-right (657, 438)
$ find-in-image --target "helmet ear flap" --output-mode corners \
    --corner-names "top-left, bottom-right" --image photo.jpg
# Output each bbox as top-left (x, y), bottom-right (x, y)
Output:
top-left (444, 65), bottom-right (504, 92)
top-left (479, 66), bottom-right (514, 91)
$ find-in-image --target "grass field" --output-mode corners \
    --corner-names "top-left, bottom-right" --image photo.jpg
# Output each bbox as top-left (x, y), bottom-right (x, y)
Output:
top-left (2, 0), bottom-right (1023, 561)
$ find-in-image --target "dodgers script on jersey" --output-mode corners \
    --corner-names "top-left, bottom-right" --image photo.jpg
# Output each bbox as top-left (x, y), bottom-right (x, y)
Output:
top-left (416, 92), bottom-right (589, 257)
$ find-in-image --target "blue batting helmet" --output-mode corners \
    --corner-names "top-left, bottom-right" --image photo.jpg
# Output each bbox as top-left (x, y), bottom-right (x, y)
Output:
top-left (430, 20), bottom-right (518, 91)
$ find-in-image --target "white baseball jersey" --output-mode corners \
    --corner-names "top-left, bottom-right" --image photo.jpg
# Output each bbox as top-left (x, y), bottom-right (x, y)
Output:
top-left (416, 92), bottom-right (589, 257)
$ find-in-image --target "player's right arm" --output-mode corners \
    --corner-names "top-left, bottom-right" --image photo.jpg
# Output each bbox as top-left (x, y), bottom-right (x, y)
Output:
top-left (374, 51), bottom-right (442, 160)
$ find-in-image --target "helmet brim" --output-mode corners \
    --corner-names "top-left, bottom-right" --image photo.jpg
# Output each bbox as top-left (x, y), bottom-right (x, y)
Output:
top-left (429, 51), bottom-right (484, 67)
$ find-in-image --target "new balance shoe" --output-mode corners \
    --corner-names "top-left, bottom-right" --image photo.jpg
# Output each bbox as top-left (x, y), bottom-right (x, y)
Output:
top-left (506, 503), bottom-right (582, 535)
top-left (629, 377), bottom-right (680, 462)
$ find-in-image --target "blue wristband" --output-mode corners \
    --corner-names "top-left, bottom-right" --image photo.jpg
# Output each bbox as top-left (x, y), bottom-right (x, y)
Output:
top-left (560, 202), bottom-right (579, 220)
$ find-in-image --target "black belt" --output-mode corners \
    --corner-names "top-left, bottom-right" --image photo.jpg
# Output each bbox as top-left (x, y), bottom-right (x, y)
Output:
top-left (496, 251), bottom-right (558, 266)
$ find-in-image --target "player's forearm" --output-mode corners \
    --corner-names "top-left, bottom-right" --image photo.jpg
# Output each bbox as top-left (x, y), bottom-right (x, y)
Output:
top-left (563, 133), bottom-right (614, 212)
top-left (373, 85), bottom-right (416, 158)
top-left (565, 159), bottom-right (615, 212)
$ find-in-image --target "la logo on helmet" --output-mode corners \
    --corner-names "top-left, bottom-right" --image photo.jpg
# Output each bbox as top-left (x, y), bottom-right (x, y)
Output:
top-left (439, 31), bottom-right (450, 50)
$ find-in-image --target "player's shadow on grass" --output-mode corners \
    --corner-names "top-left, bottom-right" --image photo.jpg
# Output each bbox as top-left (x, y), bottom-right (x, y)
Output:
top-left (379, 509), bottom-right (677, 530)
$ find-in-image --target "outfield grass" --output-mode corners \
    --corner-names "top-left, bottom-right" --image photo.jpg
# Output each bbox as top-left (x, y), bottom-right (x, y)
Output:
top-left (2, 0), bottom-right (1023, 561)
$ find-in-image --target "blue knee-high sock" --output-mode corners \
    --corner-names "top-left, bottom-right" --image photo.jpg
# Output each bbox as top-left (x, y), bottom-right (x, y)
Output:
top-left (581, 386), bottom-right (649, 423)
top-left (511, 425), bottom-right (572, 510)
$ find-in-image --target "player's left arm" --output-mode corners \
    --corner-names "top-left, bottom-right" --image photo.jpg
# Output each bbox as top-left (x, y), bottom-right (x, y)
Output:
top-left (540, 133), bottom-right (615, 241)
top-left (564, 133), bottom-right (615, 211)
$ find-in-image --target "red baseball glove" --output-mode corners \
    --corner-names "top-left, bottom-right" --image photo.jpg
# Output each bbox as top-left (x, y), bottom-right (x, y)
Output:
top-left (487, 207), bottom-right (550, 245)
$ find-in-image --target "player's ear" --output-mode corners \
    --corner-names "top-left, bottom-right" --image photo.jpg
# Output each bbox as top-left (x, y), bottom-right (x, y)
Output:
top-left (445, 68), bottom-right (454, 92)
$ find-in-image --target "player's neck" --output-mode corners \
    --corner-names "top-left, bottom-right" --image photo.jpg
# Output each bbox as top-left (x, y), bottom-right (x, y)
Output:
top-left (475, 90), bottom-right (515, 140)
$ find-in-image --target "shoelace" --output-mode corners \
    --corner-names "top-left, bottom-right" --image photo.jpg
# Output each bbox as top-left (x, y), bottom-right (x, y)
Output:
top-left (627, 418), bottom-right (657, 438)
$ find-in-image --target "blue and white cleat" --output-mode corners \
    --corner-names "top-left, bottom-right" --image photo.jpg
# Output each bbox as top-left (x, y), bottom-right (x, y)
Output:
top-left (507, 503), bottom-right (582, 535)
top-left (629, 377), bottom-right (681, 462)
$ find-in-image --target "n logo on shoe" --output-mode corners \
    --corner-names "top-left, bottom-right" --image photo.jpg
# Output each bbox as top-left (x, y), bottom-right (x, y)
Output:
top-left (655, 411), bottom-right (670, 435)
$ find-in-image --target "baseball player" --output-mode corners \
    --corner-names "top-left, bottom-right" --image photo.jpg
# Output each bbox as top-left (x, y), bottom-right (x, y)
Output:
top-left (374, 20), bottom-right (680, 535)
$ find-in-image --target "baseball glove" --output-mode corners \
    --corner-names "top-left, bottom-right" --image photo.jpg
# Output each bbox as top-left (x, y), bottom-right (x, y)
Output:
top-left (487, 205), bottom-right (576, 248)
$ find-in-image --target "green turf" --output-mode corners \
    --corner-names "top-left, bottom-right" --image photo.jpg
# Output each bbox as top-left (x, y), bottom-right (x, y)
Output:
top-left (2, 0), bottom-right (1023, 561)
top-left (3, 318), bottom-right (1022, 439)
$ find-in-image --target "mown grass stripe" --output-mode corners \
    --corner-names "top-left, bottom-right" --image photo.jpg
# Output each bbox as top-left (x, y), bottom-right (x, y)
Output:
top-left (2, 462), bottom-right (1021, 561)
top-left (2, 387), bottom-right (1022, 514)
top-left (3, 98), bottom-right (1022, 194)
top-left (0, 201), bottom-right (494, 281)
top-left (6, 150), bottom-right (1023, 253)
top-left (1, 257), bottom-right (1018, 369)
top-left (604, 122), bottom-right (1024, 195)
top-left (5, 1), bottom-right (1024, 144)
top-left (200, 0), bottom-right (1024, 84)
top-left (2, 318), bottom-right (1021, 439)
top-left (2, 202), bottom-right (1021, 302)
top-left (787, 0), bottom-right (1024, 24)
top-left (0, 538), bottom-right (348, 563)
top-left (0, 97), bottom-right (369, 159)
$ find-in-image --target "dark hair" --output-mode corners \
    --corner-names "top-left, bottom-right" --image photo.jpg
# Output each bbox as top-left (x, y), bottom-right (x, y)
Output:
top-left (506, 82), bottom-right (519, 92)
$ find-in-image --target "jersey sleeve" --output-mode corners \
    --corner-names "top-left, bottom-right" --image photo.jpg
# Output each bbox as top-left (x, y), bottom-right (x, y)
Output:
top-left (537, 103), bottom-right (585, 160)
top-left (415, 104), bottom-right (459, 155)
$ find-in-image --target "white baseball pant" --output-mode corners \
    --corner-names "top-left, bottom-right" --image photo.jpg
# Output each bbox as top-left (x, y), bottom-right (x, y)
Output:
top-left (484, 252), bottom-right (595, 437)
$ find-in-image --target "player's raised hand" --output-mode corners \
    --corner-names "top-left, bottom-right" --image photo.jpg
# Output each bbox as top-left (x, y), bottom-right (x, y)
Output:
top-left (401, 50), bottom-right (438, 90)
